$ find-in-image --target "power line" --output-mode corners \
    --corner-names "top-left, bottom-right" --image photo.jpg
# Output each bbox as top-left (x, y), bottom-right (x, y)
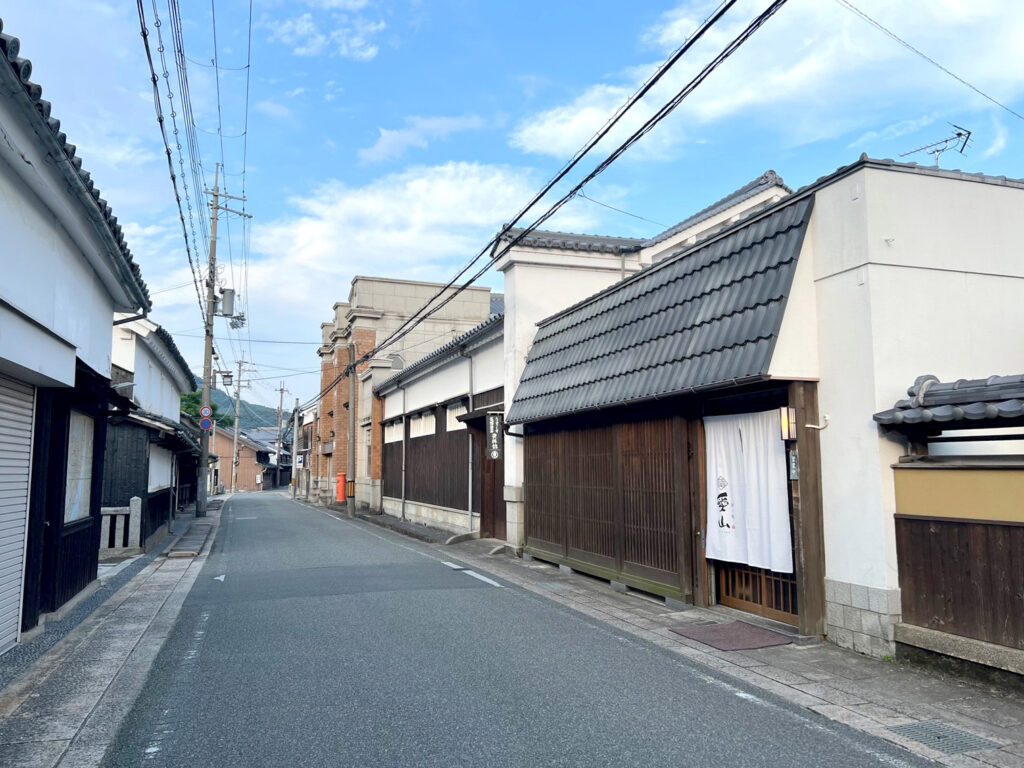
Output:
top-left (834, 0), bottom-right (1024, 123)
top-left (174, 333), bottom-right (320, 345)
top-left (577, 190), bottom-right (669, 227)
top-left (303, 0), bottom-right (790, 411)
top-left (346, 0), bottom-right (741, 391)
top-left (134, 0), bottom-right (205, 324)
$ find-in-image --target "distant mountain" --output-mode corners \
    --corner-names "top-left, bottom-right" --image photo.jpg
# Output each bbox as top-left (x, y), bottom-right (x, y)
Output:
top-left (194, 376), bottom-right (280, 430)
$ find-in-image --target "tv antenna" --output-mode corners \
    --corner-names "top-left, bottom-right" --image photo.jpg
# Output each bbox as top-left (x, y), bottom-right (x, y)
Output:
top-left (900, 124), bottom-right (972, 167)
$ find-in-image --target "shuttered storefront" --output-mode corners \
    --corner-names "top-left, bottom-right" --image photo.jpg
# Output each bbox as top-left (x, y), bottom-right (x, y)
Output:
top-left (0, 374), bottom-right (34, 654)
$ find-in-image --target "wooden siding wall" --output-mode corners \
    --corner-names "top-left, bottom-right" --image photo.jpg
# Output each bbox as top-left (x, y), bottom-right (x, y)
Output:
top-left (525, 415), bottom-right (690, 598)
top-left (896, 516), bottom-right (1024, 650)
top-left (382, 440), bottom-right (402, 498)
top-left (405, 404), bottom-right (469, 510)
top-left (101, 424), bottom-right (149, 507)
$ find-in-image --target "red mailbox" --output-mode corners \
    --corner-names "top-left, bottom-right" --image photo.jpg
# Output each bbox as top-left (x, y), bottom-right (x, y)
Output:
top-left (336, 473), bottom-right (346, 502)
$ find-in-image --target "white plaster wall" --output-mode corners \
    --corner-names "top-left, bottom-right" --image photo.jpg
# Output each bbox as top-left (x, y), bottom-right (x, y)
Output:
top-left (810, 167), bottom-right (1024, 592)
top-left (472, 339), bottom-right (504, 394)
top-left (132, 343), bottom-right (181, 420)
top-left (148, 445), bottom-right (173, 492)
top-left (405, 357), bottom-right (469, 413)
top-left (111, 328), bottom-right (136, 373)
top-left (0, 156), bottom-right (115, 378)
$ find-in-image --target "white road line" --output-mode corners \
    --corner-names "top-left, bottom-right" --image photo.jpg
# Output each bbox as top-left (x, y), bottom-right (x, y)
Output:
top-left (441, 561), bottom-right (465, 570)
top-left (463, 570), bottom-right (502, 587)
top-left (234, 516), bottom-right (257, 520)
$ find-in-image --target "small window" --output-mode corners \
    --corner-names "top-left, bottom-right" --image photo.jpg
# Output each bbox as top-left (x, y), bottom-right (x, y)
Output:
top-left (409, 411), bottom-right (435, 438)
top-left (447, 403), bottom-right (467, 431)
top-left (384, 420), bottom-right (403, 444)
top-left (64, 411), bottom-right (94, 523)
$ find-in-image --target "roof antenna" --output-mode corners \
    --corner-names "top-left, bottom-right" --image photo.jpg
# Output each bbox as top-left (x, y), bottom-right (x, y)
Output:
top-left (900, 124), bottom-right (972, 167)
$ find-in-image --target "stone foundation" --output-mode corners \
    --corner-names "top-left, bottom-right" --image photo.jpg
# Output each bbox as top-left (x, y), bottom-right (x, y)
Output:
top-left (825, 578), bottom-right (901, 658)
top-left (381, 496), bottom-right (477, 535)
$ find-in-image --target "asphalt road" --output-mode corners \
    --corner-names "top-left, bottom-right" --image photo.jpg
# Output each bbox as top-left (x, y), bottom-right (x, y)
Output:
top-left (103, 494), bottom-right (931, 768)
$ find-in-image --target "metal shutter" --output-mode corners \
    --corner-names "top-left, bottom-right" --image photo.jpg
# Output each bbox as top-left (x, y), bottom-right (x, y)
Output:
top-left (0, 374), bottom-right (34, 654)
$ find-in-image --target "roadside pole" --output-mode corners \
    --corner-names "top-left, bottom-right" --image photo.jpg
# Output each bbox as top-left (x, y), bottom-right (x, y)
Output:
top-left (292, 397), bottom-right (299, 500)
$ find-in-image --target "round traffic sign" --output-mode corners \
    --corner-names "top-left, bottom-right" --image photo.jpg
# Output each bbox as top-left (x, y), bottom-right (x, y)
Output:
top-left (199, 405), bottom-right (213, 418)
top-left (199, 417), bottom-right (213, 430)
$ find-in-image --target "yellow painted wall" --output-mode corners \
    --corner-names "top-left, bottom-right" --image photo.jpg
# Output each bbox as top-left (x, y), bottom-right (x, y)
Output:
top-left (894, 467), bottom-right (1024, 524)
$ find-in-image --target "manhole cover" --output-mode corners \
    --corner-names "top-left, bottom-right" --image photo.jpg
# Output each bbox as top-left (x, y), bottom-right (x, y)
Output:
top-left (887, 721), bottom-right (1000, 754)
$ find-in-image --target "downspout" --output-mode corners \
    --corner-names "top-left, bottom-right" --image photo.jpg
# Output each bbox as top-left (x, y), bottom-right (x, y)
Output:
top-left (400, 386), bottom-right (407, 521)
top-left (347, 341), bottom-right (356, 518)
top-left (461, 348), bottom-right (473, 532)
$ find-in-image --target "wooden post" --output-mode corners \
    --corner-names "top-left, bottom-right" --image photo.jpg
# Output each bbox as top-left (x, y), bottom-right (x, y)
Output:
top-left (789, 381), bottom-right (827, 638)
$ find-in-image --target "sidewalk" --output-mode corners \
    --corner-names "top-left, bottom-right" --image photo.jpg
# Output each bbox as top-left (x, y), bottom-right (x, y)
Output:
top-left (0, 504), bottom-right (222, 768)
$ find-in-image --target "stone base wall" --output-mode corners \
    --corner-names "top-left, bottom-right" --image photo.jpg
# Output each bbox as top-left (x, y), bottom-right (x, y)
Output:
top-left (826, 578), bottom-right (901, 657)
top-left (381, 497), bottom-right (478, 534)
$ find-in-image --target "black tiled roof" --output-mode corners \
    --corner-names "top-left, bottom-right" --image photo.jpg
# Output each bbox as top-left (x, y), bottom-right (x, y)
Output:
top-left (0, 18), bottom-right (151, 311)
top-left (500, 227), bottom-right (643, 254)
top-left (643, 170), bottom-right (791, 248)
top-left (375, 314), bottom-right (503, 394)
top-left (154, 326), bottom-right (197, 392)
top-left (874, 374), bottom-right (1024, 428)
top-left (506, 198), bottom-right (814, 424)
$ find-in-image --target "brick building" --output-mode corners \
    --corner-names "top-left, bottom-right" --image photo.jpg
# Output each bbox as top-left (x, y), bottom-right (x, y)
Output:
top-left (208, 426), bottom-right (273, 493)
top-left (312, 277), bottom-right (496, 508)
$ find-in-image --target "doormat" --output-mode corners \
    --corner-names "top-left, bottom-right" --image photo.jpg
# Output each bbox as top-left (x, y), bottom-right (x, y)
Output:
top-left (668, 621), bottom-right (792, 651)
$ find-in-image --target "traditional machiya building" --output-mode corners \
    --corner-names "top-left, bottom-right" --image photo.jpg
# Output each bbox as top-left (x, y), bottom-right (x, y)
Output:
top-left (0, 21), bottom-right (151, 650)
top-left (208, 426), bottom-right (275, 493)
top-left (313, 276), bottom-right (495, 509)
top-left (504, 156), bottom-right (1024, 662)
top-left (375, 315), bottom-right (504, 535)
top-left (102, 319), bottom-right (199, 556)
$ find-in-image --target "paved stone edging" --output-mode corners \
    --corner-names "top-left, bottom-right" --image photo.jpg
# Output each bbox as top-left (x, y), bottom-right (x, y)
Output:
top-left (0, 506), bottom-right (221, 768)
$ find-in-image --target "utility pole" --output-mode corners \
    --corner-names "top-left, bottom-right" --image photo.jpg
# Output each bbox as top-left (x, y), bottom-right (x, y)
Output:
top-left (195, 166), bottom-right (252, 516)
top-left (276, 382), bottom-right (285, 489)
top-left (230, 357), bottom-right (243, 493)
top-left (292, 397), bottom-right (299, 500)
top-left (196, 165), bottom-right (220, 517)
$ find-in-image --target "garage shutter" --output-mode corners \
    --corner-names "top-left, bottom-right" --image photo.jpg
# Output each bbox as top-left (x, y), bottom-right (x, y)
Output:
top-left (0, 374), bottom-right (34, 654)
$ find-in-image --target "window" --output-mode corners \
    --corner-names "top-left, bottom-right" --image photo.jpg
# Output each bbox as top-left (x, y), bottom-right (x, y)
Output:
top-left (447, 402), bottom-right (467, 431)
top-left (64, 411), bottom-right (94, 523)
top-left (409, 411), bottom-right (435, 438)
top-left (384, 420), bottom-right (403, 444)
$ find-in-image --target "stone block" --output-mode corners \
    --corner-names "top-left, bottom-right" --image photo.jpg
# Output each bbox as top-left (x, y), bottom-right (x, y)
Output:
top-left (843, 605), bottom-right (863, 633)
top-left (851, 583), bottom-right (870, 610)
top-left (853, 631), bottom-right (873, 655)
top-left (868, 587), bottom-right (888, 615)
top-left (833, 580), bottom-right (852, 606)
top-left (828, 625), bottom-right (854, 649)
top-left (887, 588), bottom-right (902, 615)
top-left (860, 611), bottom-right (882, 639)
top-left (870, 635), bottom-right (894, 658)
top-left (826, 602), bottom-right (844, 627)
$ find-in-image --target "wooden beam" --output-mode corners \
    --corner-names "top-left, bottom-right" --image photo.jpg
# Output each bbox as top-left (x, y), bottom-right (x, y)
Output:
top-left (789, 381), bottom-right (826, 637)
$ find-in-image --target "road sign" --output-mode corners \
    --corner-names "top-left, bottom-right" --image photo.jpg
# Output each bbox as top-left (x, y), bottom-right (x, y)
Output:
top-left (199, 405), bottom-right (213, 418)
top-left (486, 411), bottom-right (503, 460)
top-left (199, 418), bottom-right (213, 430)
top-left (296, 455), bottom-right (304, 469)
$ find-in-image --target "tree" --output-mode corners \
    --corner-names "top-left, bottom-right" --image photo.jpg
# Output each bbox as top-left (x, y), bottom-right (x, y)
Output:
top-left (181, 391), bottom-right (233, 426)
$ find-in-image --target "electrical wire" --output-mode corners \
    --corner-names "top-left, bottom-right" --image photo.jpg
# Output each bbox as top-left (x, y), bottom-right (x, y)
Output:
top-left (303, 0), bottom-right (790, 411)
top-left (354, 0), bottom-right (740, 375)
top-left (577, 190), bottom-right (669, 227)
top-left (135, 0), bottom-right (206, 325)
top-left (834, 0), bottom-right (1024, 123)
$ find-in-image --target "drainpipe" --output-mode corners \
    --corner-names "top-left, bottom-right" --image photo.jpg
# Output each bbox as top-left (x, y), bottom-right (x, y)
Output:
top-left (400, 386), bottom-right (407, 521)
top-left (347, 341), bottom-right (356, 518)
top-left (461, 348), bottom-right (473, 532)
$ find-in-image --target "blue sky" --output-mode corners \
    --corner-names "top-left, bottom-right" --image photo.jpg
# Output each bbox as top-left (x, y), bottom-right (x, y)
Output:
top-left (4, 0), bottom-right (1023, 406)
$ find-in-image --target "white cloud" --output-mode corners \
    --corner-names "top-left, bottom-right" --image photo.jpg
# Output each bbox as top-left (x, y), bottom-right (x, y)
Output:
top-left (511, 0), bottom-right (1024, 158)
top-left (268, 11), bottom-right (385, 60)
top-left (302, 0), bottom-right (369, 9)
top-left (849, 115), bottom-right (936, 149)
top-left (247, 162), bottom-right (600, 327)
top-left (359, 115), bottom-right (486, 163)
top-left (286, 87), bottom-right (306, 98)
top-left (982, 120), bottom-right (1008, 159)
top-left (255, 100), bottom-right (292, 119)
